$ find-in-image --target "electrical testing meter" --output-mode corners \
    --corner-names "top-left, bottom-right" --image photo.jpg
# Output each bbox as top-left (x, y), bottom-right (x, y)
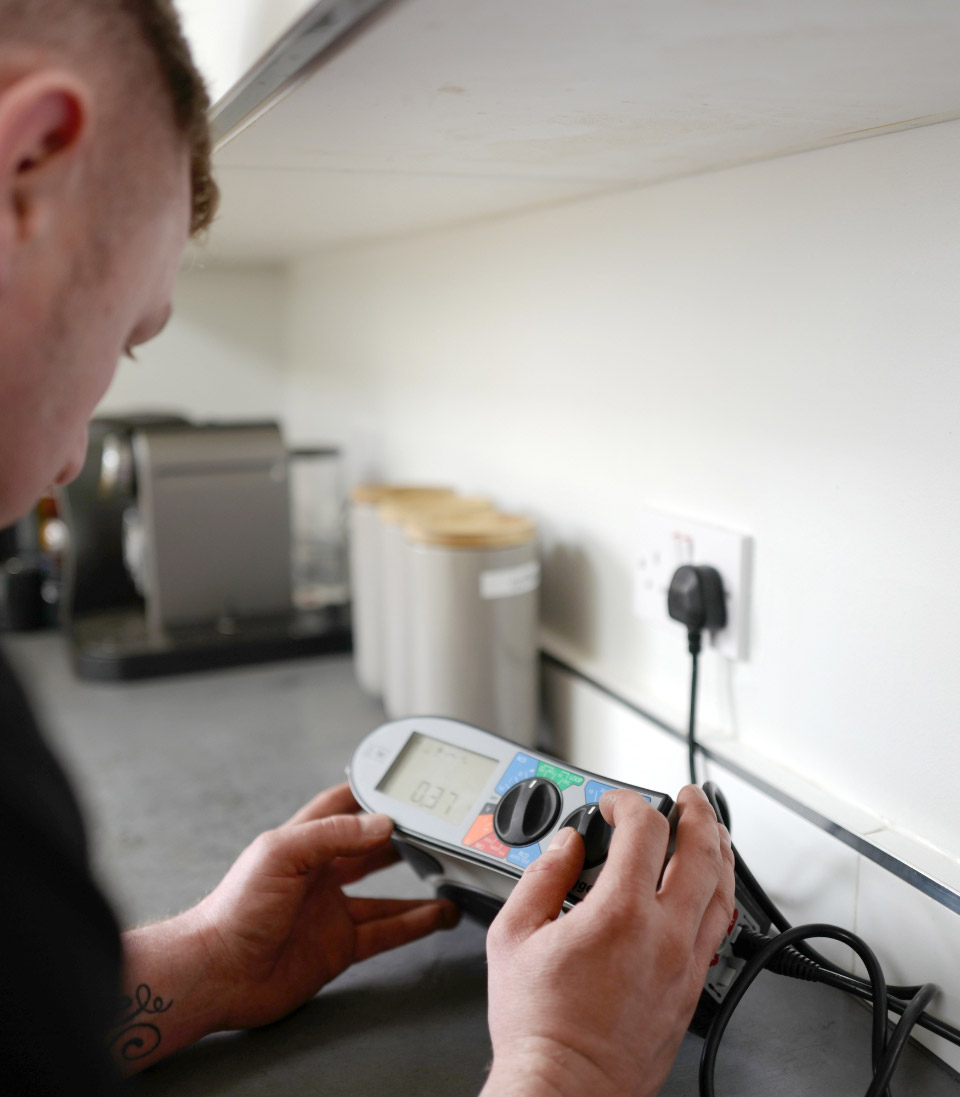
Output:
top-left (348, 715), bottom-right (676, 919)
top-left (350, 717), bottom-right (960, 1076)
top-left (348, 715), bottom-right (767, 1026)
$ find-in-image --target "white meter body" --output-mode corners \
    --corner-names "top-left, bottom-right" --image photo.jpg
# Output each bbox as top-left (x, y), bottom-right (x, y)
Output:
top-left (348, 715), bottom-right (676, 920)
top-left (349, 716), bottom-right (770, 1030)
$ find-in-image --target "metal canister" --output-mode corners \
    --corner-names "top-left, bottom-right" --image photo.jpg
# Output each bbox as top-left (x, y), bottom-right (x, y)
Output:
top-left (349, 485), bottom-right (452, 696)
top-left (405, 513), bottom-right (540, 744)
top-left (379, 493), bottom-right (493, 718)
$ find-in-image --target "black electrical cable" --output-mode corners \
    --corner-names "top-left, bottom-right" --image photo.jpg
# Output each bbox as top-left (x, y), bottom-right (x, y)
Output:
top-left (668, 562), bottom-right (723, 787)
top-left (704, 785), bottom-right (914, 989)
top-left (687, 639), bottom-right (700, 786)
top-left (676, 620), bottom-right (960, 1080)
top-left (703, 780), bottom-right (731, 832)
top-left (814, 968), bottom-right (960, 1046)
top-left (733, 942), bottom-right (955, 1097)
top-left (865, 983), bottom-right (938, 1097)
top-left (702, 781), bottom-right (960, 1050)
top-left (703, 925), bottom-right (942, 1097)
top-left (699, 924), bottom-right (892, 1097)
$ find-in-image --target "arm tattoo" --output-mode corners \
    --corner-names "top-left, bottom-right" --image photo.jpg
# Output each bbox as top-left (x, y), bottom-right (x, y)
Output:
top-left (109, 984), bottom-right (173, 1063)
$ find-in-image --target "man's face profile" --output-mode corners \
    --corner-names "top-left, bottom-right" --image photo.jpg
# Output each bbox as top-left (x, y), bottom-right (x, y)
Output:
top-left (0, 63), bottom-right (192, 528)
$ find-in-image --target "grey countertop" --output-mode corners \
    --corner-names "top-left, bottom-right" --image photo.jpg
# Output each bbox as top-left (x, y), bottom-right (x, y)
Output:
top-left (4, 632), bottom-right (959, 1097)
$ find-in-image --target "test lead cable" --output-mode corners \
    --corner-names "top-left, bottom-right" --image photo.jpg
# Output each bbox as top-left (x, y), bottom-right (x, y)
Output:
top-left (703, 782), bottom-right (960, 1049)
top-left (697, 782), bottom-right (959, 1097)
top-left (699, 924), bottom-right (899, 1097)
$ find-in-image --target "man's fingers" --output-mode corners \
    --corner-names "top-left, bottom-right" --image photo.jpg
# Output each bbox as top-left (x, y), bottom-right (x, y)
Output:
top-left (488, 828), bottom-right (585, 945)
top-left (255, 812), bottom-right (394, 876)
top-left (588, 789), bottom-right (671, 904)
top-left (284, 782), bottom-right (360, 826)
top-left (348, 895), bottom-right (458, 924)
top-left (333, 840), bottom-right (401, 885)
top-left (691, 825), bottom-right (737, 971)
top-left (352, 898), bottom-right (460, 962)
top-left (658, 786), bottom-right (730, 936)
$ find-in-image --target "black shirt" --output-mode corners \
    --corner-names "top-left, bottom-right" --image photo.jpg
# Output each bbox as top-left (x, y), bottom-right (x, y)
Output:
top-left (0, 647), bottom-right (122, 1094)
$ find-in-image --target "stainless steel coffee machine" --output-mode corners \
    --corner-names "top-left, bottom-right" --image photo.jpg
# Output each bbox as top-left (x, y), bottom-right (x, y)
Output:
top-left (59, 416), bottom-right (350, 680)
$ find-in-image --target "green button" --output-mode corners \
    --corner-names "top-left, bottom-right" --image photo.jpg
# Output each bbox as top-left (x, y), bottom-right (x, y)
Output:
top-left (536, 762), bottom-right (584, 791)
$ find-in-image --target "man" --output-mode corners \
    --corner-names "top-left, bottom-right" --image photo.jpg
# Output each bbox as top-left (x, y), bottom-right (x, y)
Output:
top-left (0, 2), bottom-right (735, 1094)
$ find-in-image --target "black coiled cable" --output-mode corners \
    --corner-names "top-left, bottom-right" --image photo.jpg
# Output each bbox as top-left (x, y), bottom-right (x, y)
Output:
top-left (699, 923), bottom-right (892, 1097)
top-left (702, 781), bottom-right (960, 1045)
top-left (698, 781), bottom-right (957, 1096)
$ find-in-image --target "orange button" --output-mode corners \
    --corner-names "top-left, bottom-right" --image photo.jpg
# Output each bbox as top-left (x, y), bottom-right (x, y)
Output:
top-left (474, 832), bottom-right (510, 860)
top-left (463, 813), bottom-right (494, 848)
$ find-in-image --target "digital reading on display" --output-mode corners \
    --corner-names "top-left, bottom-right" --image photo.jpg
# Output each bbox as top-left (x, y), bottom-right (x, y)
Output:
top-left (377, 732), bottom-right (498, 826)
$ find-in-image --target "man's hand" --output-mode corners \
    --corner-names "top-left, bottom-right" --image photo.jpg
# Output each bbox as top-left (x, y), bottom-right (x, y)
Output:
top-left (481, 785), bottom-right (735, 1097)
top-left (115, 783), bottom-right (458, 1072)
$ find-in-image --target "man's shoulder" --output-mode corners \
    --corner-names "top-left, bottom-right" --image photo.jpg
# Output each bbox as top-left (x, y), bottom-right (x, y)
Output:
top-left (0, 643), bottom-right (88, 857)
top-left (0, 643), bottom-right (124, 1096)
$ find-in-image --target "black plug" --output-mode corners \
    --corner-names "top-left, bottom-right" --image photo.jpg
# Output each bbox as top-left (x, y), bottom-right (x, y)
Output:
top-left (667, 564), bottom-right (727, 654)
top-left (668, 564), bottom-right (727, 787)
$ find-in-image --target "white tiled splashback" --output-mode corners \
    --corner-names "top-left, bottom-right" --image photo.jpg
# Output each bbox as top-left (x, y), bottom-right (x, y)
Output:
top-left (542, 658), bottom-right (960, 1075)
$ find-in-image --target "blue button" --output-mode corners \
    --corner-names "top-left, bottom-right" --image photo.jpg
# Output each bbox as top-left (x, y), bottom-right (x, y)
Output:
top-left (506, 843), bottom-right (542, 868)
top-left (496, 752), bottom-right (539, 795)
top-left (585, 780), bottom-right (650, 804)
top-left (584, 780), bottom-right (615, 803)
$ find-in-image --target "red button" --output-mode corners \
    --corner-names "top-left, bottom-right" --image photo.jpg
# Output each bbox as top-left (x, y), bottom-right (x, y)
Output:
top-left (474, 832), bottom-right (510, 860)
top-left (463, 813), bottom-right (495, 848)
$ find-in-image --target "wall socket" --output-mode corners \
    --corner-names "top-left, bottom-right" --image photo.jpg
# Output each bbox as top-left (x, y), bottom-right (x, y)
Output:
top-left (634, 508), bottom-right (753, 661)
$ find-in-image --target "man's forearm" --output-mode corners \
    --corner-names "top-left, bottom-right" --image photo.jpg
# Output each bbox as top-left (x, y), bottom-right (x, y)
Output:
top-left (480, 1064), bottom-right (576, 1097)
top-left (110, 913), bottom-right (224, 1075)
top-left (480, 1040), bottom-right (627, 1097)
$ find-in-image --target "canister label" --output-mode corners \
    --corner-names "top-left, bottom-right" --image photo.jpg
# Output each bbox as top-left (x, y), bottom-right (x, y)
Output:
top-left (479, 561), bottom-right (541, 600)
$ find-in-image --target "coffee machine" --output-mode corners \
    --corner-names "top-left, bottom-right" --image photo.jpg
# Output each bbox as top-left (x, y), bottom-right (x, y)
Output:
top-left (58, 415), bottom-right (351, 680)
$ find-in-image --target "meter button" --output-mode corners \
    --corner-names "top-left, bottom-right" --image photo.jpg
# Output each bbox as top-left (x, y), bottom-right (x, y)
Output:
top-left (496, 753), bottom-right (539, 795)
top-left (584, 780), bottom-right (616, 804)
top-left (494, 778), bottom-right (562, 846)
top-left (463, 811), bottom-right (495, 849)
top-left (474, 832), bottom-right (510, 859)
top-left (562, 803), bottom-right (614, 868)
top-left (506, 843), bottom-right (542, 868)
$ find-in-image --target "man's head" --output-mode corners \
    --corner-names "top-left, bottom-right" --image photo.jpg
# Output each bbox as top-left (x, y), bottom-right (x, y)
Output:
top-left (0, 0), bottom-right (217, 527)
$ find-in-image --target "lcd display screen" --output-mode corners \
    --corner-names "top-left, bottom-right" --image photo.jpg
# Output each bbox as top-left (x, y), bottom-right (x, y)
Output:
top-left (377, 731), bottom-right (498, 826)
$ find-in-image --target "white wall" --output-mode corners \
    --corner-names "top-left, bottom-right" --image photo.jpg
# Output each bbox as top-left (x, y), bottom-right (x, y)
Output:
top-left (109, 119), bottom-right (960, 1063)
top-left (97, 267), bottom-right (286, 422)
top-left (281, 119), bottom-right (960, 866)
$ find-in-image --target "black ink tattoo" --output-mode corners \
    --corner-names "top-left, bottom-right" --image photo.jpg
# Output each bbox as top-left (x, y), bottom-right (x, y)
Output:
top-left (110, 984), bottom-right (173, 1062)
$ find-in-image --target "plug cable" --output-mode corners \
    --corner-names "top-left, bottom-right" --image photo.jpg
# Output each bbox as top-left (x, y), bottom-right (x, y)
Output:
top-left (699, 923), bottom-right (894, 1097)
top-left (698, 922), bottom-right (945, 1097)
top-left (707, 923), bottom-right (939, 1097)
top-left (665, 565), bottom-right (959, 1089)
top-left (703, 780), bottom-right (960, 1049)
top-left (696, 781), bottom-right (960, 1097)
top-left (686, 631), bottom-right (700, 786)
top-left (666, 563), bottom-right (724, 786)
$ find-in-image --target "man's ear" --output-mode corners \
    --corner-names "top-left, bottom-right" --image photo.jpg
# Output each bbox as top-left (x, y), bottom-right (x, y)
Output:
top-left (0, 71), bottom-right (91, 289)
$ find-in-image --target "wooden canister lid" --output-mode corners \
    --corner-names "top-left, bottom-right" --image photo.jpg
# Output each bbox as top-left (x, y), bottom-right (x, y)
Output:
top-left (350, 483), bottom-right (393, 505)
top-left (387, 494), bottom-right (494, 527)
top-left (377, 488), bottom-right (465, 524)
top-left (406, 512), bottom-right (536, 548)
top-left (351, 484), bottom-right (453, 507)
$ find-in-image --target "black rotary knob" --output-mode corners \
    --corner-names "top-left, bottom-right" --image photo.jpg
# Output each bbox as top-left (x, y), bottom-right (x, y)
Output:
top-left (561, 803), bottom-right (614, 868)
top-left (494, 778), bottom-right (562, 846)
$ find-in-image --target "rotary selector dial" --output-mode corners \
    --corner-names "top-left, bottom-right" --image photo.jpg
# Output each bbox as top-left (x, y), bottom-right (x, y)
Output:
top-left (561, 803), bottom-right (614, 868)
top-left (494, 778), bottom-right (562, 846)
